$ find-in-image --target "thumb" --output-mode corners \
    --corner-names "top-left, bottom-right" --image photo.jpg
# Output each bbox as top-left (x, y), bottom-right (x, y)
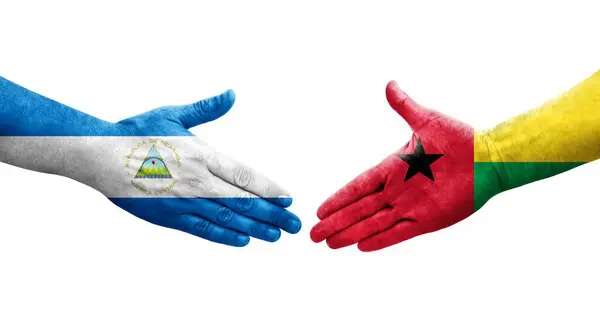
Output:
top-left (172, 89), bottom-right (236, 129)
top-left (386, 81), bottom-right (433, 131)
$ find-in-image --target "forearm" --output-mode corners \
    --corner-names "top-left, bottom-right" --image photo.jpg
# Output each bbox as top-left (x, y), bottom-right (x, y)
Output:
top-left (0, 76), bottom-right (125, 181)
top-left (0, 76), bottom-right (118, 136)
top-left (0, 77), bottom-right (200, 190)
top-left (475, 70), bottom-right (600, 197)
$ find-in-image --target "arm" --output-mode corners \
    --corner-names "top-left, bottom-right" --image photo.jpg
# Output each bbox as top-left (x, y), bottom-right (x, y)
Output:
top-left (0, 77), bottom-right (121, 136)
top-left (0, 76), bottom-right (302, 247)
top-left (475, 70), bottom-right (600, 208)
top-left (311, 71), bottom-right (600, 252)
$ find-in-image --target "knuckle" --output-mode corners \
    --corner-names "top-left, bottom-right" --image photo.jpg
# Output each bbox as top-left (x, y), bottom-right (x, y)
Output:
top-left (189, 176), bottom-right (208, 190)
top-left (216, 207), bottom-right (234, 226)
top-left (248, 220), bottom-right (275, 241)
top-left (191, 100), bottom-right (209, 119)
top-left (248, 219), bottom-right (261, 236)
top-left (203, 151), bottom-right (222, 172)
top-left (193, 219), bottom-right (213, 237)
top-left (265, 207), bottom-right (279, 225)
top-left (372, 216), bottom-right (386, 234)
top-left (189, 176), bottom-right (215, 196)
top-left (234, 166), bottom-right (253, 188)
top-left (235, 192), bottom-right (254, 212)
top-left (259, 184), bottom-right (271, 198)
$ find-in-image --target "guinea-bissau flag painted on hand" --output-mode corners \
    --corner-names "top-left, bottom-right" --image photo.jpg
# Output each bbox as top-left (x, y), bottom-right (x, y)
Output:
top-left (475, 71), bottom-right (600, 208)
top-left (311, 70), bottom-right (600, 252)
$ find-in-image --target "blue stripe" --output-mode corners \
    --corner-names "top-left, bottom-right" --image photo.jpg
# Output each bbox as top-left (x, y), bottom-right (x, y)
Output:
top-left (109, 197), bottom-right (301, 244)
top-left (1, 77), bottom-right (301, 246)
top-left (0, 77), bottom-right (192, 136)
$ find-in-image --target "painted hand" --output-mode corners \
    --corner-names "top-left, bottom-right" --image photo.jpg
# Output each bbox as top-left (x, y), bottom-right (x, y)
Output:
top-left (111, 91), bottom-right (302, 246)
top-left (0, 83), bottom-right (301, 247)
top-left (310, 81), bottom-right (491, 252)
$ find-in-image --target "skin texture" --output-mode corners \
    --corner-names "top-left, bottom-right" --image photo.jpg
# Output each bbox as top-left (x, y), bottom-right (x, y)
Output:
top-left (311, 81), bottom-right (484, 252)
top-left (0, 77), bottom-right (301, 247)
top-left (474, 70), bottom-right (600, 201)
top-left (312, 71), bottom-right (600, 252)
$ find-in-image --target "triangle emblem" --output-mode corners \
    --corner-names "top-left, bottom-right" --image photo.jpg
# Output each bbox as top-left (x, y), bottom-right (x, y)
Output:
top-left (134, 145), bottom-right (173, 179)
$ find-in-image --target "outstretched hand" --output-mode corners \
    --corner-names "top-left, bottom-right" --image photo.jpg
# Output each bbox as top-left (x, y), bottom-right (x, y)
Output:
top-left (311, 81), bottom-right (477, 252)
top-left (0, 76), bottom-right (301, 247)
top-left (111, 91), bottom-right (302, 246)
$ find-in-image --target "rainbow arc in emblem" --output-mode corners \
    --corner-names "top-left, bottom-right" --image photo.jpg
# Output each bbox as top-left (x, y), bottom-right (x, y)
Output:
top-left (135, 145), bottom-right (173, 179)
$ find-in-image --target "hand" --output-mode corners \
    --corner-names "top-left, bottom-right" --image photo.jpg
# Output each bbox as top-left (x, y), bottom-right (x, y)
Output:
top-left (107, 90), bottom-right (302, 247)
top-left (55, 91), bottom-right (301, 246)
top-left (310, 81), bottom-right (494, 251)
top-left (0, 76), bottom-right (301, 247)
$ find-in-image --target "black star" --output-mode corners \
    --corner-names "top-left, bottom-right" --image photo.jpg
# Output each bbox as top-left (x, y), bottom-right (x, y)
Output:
top-left (396, 138), bottom-right (444, 182)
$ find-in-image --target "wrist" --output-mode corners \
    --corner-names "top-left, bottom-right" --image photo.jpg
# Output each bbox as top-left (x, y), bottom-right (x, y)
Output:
top-left (0, 76), bottom-right (120, 136)
top-left (473, 129), bottom-right (505, 211)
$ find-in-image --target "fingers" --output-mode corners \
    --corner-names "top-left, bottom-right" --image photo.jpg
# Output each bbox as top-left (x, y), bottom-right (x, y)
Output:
top-left (209, 177), bottom-right (302, 234)
top-left (205, 152), bottom-right (293, 207)
top-left (310, 192), bottom-right (386, 243)
top-left (357, 220), bottom-right (423, 252)
top-left (178, 214), bottom-right (250, 247)
top-left (193, 198), bottom-right (282, 242)
top-left (386, 81), bottom-right (435, 131)
top-left (317, 165), bottom-right (386, 219)
top-left (172, 90), bottom-right (236, 129)
top-left (325, 208), bottom-right (396, 249)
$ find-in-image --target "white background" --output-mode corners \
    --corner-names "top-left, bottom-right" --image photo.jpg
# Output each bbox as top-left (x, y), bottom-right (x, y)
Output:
top-left (0, 1), bottom-right (599, 325)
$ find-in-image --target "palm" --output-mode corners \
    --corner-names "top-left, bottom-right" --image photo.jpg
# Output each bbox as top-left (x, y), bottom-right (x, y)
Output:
top-left (311, 81), bottom-right (475, 251)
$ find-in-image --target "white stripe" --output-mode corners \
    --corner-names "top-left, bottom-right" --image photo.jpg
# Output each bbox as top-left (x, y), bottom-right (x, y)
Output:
top-left (0, 136), bottom-right (265, 198)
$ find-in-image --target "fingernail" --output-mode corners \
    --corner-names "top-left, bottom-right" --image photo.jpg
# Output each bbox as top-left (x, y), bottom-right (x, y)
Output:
top-left (266, 227), bottom-right (281, 242)
top-left (236, 234), bottom-right (250, 247)
top-left (309, 227), bottom-right (323, 243)
top-left (277, 195), bottom-right (293, 207)
top-left (286, 218), bottom-right (302, 234)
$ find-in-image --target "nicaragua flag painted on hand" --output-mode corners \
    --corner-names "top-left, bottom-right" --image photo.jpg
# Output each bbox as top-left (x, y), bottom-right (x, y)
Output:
top-left (0, 77), bottom-right (301, 247)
